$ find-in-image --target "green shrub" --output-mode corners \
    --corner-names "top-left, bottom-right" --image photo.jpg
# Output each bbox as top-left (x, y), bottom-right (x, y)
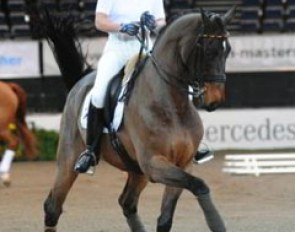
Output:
top-left (34, 129), bottom-right (59, 161)
top-left (6, 128), bottom-right (59, 161)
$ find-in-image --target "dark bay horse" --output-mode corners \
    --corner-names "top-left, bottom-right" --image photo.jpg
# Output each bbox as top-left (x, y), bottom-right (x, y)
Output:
top-left (0, 81), bottom-right (37, 186)
top-left (43, 8), bottom-right (235, 232)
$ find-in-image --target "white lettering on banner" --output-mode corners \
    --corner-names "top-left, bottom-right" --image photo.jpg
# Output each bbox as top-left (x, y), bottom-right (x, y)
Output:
top-left (0, 41), bottom-right (39, 78)
top-left (226, 34), bottom-right (295, 72)
top-left (199, 108), bottom-right (295, 149)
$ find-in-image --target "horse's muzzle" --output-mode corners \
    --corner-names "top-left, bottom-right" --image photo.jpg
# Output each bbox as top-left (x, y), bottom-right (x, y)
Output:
top-left (203, 102), bottom-right (221, 112)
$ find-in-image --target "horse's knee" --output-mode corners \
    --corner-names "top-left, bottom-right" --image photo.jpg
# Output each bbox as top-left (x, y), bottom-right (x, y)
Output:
top-left (44, 192), bottom-right (62, 228)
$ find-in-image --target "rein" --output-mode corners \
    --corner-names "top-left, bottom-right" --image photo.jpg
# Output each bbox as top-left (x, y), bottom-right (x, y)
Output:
top-left (150, 55), bottom-right (205, 98)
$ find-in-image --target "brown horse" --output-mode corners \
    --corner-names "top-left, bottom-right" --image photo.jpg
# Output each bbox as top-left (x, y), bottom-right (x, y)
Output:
top-left (41, 7), bottom-right (235, 232)
top-left (0, 81), bottom-right (37, 186)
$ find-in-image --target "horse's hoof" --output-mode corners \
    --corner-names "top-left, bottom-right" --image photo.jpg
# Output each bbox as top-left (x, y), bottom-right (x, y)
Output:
top-left (44, 226), bottom-right (56, 232)
top-left (1, 173), bottom-right (11, 187)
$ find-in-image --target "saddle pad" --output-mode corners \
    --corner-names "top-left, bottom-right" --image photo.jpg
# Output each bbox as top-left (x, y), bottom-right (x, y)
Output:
top-left (80, 89), bottom-right (125, 133)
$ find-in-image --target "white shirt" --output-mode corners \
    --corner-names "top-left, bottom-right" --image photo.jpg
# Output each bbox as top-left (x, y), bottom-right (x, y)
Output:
top-left (96, 0), bottom-right (165, 24)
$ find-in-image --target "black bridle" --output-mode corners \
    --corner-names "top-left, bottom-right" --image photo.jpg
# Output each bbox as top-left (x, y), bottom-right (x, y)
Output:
top-left (150, 29), bottom-right (229, 100)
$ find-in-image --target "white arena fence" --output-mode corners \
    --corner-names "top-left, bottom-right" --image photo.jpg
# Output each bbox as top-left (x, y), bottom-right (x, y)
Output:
top-left (223, 153), bottom-right (295, 176)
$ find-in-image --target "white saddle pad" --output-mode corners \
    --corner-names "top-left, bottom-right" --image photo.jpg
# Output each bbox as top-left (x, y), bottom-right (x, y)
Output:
top-left (80, 84), bottom-right (127, 133)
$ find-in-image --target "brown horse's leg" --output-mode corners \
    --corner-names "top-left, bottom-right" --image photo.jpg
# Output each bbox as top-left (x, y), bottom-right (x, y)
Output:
top-left (118, 172), bottom-right (148, 232)
top-left (157, 186), bottom-right (183, 232)
top-left (0, 129), bottom-right (18, 150)
top-left (44, 142), bottom-right (81, 232)
top-left (0, 130), bottom-right (18, 186)
top-left (142, 156), bottom-right (226, 232)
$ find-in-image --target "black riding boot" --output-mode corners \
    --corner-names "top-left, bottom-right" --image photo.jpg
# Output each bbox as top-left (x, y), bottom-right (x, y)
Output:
top-left (74, 103), bottom-right (104, 174)
top-left (193, 148), bottom-right (214, 164)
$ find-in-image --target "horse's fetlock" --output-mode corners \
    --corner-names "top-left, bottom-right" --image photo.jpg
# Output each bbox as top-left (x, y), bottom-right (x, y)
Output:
top-left (123, 207), bottom-right (137, 217)
top-left (44, 195), bottom-right (62, 227)
top-left (157, 218), bottom-right (172, 232)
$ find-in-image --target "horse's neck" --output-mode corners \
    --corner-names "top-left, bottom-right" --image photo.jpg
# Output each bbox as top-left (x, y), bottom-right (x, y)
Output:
top-left (134, 56), bottom-right (191, 117)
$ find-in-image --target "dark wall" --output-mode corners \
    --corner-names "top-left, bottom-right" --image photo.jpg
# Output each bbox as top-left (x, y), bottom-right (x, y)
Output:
top-left (224, 72), bottom-right (295, 108)
top-left (4, 71), bottom-right (295, 112)
top-left (4, 77), bottom-right (68, 112)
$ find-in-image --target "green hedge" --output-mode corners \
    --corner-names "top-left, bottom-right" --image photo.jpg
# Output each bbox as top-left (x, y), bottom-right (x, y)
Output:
top-left (34, 129), bottom-right (59, 161)
top-left (6, 128), bottom-right (60, 161)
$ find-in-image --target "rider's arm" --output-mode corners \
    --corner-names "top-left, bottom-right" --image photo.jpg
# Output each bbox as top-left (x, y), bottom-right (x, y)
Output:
top-left (95, 13), bottom-right (121, 33)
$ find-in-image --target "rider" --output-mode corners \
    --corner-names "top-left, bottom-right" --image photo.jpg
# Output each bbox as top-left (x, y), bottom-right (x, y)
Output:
top-left (74, 0), bottom-right (213, 174)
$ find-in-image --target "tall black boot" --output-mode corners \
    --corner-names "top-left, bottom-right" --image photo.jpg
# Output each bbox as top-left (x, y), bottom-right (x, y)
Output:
top-left (74, 103), bottom-right (104, 174)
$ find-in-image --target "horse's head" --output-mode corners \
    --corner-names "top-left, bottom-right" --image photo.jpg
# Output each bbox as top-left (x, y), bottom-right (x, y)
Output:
top-left (152, 7), bottom-right (235, 112)
top-left (196, 7), bottom-right (235, 111)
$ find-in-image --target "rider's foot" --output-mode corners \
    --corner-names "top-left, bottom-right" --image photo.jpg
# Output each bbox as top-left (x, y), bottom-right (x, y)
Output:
top-left (74, 149), bottom-right (96, 175)
top-left (193, 149), bottom-right (214, 164)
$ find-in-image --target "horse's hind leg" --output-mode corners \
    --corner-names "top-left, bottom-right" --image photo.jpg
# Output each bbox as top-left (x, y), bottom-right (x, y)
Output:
top-left (118, 172), bottom-right (148, 232)
top-left (157, 186), bottom-right (183, 232)
top-left (0, 130), bottom-right (18, 187)
top-left (142, 156), bottom-right (226, 232)
top-left (44, 141), bottom-right (82, 232)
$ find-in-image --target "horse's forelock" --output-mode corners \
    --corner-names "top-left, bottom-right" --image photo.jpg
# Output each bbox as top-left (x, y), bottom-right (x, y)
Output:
top-left (204, 13), bottom-right (227, 34)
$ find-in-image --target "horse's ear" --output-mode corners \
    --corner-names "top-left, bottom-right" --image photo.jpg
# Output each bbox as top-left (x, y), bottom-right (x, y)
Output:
top-left (222, 6), bottom-right (237, 25)
top-left (200, 8), bottom-right (210, 26)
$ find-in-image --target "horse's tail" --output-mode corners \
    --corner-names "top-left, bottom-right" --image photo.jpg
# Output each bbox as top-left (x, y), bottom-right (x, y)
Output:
top-left (28, 4), bottom-right (93, 90)
top-left (8, 83), bottom-right (38, 159)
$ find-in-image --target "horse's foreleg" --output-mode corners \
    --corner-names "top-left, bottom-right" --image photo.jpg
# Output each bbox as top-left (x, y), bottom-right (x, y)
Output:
top-left (157, 186), bottom-right (183, 232)
top-left (142, 156), bottom-right (226, 232)
top-left (118, 172), bottom-right (148, 232)
top-left (44, 144), bottom-right (80, 232)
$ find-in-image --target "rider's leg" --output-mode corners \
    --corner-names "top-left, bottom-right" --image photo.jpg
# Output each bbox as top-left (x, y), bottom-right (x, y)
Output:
top-left (74, 49), bottom-right (126, 174)
top-left (74, 104), bottom-right (104, 174)
top-left (74, 38), bottom-right (143, 174)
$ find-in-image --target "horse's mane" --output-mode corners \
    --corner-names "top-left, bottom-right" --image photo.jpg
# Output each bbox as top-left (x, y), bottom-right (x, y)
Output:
top-left (154, 9), bottom-right (226, 47)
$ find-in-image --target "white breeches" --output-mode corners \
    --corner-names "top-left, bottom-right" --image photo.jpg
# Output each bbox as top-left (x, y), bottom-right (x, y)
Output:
top-left (91, 34), bottom-right (150, 108)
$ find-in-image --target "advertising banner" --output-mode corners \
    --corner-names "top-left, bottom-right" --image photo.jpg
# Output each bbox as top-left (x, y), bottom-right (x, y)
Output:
top-left (199, 108), bottom-right (295, 149)
top-left (227, 34), bottom-right (295, 72)
top-left (0, 41), bottom-right (39, 78)
top-left (43, 34), bottom-right (295, 75)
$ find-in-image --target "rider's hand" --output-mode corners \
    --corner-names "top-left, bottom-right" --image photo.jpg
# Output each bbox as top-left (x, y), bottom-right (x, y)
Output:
top-left (119, 23), bottom-right (140, 36)
top-left (141, 11), bottom-right (156, 30)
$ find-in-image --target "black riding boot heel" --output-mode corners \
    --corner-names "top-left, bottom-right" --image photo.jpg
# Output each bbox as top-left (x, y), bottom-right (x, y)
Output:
top-left (74, 103), bottom-right (104, 175)
top-left (193, 143), bottom-right (214, 164)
